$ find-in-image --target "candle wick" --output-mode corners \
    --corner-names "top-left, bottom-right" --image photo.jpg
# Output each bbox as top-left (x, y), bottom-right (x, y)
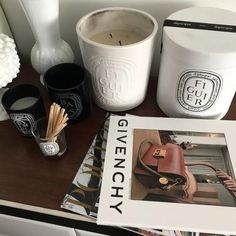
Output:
top-left (109, 33), bottom-right (113, 38)
top-left (118, 40), bottom-right (122, 46)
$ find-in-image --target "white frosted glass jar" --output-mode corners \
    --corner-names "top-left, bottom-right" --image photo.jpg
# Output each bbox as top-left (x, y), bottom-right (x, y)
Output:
top-left (76, 7), bottom-right (158, 112)
top-left (157, 7), bottom-right (236, 119)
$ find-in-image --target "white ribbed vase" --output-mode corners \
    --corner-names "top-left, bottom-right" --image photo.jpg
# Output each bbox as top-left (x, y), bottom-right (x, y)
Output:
top-left (19, 0), bottom-right (74, 82)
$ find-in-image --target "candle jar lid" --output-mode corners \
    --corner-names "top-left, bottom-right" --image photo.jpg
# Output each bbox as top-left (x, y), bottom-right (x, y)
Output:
top-left (162, 7), bottom-right (236, 68)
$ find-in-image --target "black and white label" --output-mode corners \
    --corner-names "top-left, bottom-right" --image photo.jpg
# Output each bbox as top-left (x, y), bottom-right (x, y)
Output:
top-left (164, 19), bottom-right (236, 33)
top-left (39, 142), bottom-right (60, 156)
top-left (10, 113), bottom-right (35, 135)
top-left (177, 70), bottom-right (222, 112)
top-left (54, 93), bottom-right (83, 120)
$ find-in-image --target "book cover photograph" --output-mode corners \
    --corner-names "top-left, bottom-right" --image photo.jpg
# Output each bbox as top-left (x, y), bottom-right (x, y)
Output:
top-left (61, 114), bottom-right (110, 218)
top-left (132, 129), bottom-right (235, 206)
top-left (97, 116), bottom-right (236, 235)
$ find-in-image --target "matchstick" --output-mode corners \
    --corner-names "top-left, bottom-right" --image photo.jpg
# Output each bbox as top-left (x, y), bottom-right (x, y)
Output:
top-left (45, 103), bottom-right (68, 141)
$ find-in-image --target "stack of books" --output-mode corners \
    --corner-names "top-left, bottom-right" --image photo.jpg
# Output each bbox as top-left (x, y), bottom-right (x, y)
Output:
top-left (61, 113), bottom-right (236, 236)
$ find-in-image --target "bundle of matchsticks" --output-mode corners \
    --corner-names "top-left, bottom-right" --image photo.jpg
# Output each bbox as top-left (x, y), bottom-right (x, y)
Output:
top-left (45, 103), bottom-right (68, 141)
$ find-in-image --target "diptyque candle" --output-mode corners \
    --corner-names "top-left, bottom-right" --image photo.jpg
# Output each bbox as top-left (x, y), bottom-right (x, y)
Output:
top-left (76, 7), bottom-right (158, 111)
top-left (157, 7), bottom-right (236, 119)
top-left (2, 84), bottom-right (46, 136)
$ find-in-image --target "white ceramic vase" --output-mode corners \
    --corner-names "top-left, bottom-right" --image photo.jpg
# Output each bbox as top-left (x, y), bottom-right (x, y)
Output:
top-left (19, 0), bottom-right (74, 83)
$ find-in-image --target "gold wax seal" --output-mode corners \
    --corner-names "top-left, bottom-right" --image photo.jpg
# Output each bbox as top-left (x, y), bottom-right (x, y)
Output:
top-left (159, 177), bottom-right (168, 185)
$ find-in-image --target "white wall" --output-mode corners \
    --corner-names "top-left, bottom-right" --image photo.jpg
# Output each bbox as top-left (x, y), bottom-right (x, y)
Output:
top-left (1, 0), bottom-right (236, 76)
top-left (0, 4), bottom-right (12, 36)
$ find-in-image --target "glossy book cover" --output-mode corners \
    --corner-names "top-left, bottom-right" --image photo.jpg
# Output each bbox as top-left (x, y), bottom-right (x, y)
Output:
top-left (97, 115), bottom-right (236, 234)
top-left (61, 114), bottom-right (110, 218)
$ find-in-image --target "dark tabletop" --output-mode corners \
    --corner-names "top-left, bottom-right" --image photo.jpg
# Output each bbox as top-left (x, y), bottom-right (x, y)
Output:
top-left (0, 64), bottom-right (235, 235)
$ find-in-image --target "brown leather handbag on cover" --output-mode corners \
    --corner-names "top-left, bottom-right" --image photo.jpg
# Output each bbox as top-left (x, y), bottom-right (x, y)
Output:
top-left (134, 140), bottom-right (186, 190)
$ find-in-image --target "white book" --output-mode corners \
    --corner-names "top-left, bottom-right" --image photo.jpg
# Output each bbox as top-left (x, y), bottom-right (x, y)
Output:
top-left (97, 115), bottom-right (236, 235)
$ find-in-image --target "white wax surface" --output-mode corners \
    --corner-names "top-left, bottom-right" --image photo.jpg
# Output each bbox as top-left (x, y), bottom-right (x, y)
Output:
top-left (10, 97), bottom-right (38, 110)
top-left (90, 29), bottom-right (145, 46)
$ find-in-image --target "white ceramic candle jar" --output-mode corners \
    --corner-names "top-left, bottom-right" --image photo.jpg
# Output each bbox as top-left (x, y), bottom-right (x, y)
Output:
top-left (157, 7), bottom-right (236, 119)
top-left (76, 7), bottom-right (158, 111)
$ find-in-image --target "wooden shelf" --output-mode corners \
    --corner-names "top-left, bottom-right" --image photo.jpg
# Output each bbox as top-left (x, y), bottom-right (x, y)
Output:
top-left (0, 64), bottom-right (236, 234)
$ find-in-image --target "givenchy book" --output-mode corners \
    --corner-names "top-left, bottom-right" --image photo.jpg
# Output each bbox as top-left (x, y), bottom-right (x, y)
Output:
top-left (97, 115), bottom-right (236, 235)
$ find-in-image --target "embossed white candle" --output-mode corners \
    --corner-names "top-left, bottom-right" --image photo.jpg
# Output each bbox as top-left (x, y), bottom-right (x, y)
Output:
top-left (76, 7), bottom-right (158, 111)
top-left (10, 97), bottom-right (37, 110)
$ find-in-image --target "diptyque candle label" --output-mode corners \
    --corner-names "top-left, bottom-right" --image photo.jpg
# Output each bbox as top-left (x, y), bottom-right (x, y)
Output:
top-left (10, 113), bottom-right (35, 135)
top-left (40, 142), bottom-right (60, 156)
top-left (177, 70), bottom-right (222, 112)
top-left (88, 56), bottom-right (136, 105)
top-left (53, 93), bottom-right (82, 120)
